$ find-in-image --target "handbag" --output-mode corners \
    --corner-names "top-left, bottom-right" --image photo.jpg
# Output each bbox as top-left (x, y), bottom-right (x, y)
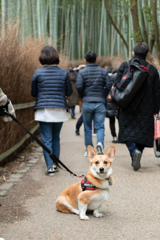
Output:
top-left (154, 114), bottom-right (160, 140)
top-left (154, 114), bottom-right (160, 157)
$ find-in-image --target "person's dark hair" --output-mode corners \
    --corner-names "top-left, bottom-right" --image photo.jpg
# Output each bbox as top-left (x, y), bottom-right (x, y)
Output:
top-left (69, 68), bottom-right (74, 73)
top-left (85, 51), bottom-right (97, 63)
top-left (39, 46), bottom-right (60, 65)
top-left (112, 68), bottom-right (119, 74)
top-left (133, 42), bottom-right (149, 57)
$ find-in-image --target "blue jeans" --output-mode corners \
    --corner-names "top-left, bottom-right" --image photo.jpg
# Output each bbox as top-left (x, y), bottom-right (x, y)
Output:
top-left (70, 106), bottom-right (75, 117)
top-left (39, 122), bottom-right (63, 168)
top-left (126, 142), bottom-right (145, 157)
top-left (82, 102), bottom-right (106, 148)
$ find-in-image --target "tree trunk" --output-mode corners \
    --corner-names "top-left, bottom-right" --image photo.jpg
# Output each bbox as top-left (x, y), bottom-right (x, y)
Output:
top-left (104, 0), bottom-right (129, 53)
top-left (49, 0), bottom-right (54, 45)
top-left (152, 0), bottom-right (160, 56)
top-left (63, 6), bottom-right (70, 56)
top-left (1, 0), bottom-right (6, 38)
top-left (140, 1), bottom-right (148, 44)
top-left (130, 0), bottom-right (143, 42)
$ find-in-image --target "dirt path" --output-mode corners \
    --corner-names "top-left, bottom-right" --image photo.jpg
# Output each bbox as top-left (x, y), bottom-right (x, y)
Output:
top-left (0, 108), bottom-right (160, 240)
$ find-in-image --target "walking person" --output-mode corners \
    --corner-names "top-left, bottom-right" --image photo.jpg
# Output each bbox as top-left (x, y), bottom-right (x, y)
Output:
top-left (115, 42), bottom-right (160, 171)
top-left (67, 68), bottom-right (79, 119)
top-left (75, 113), bottom-right (96, 136)
top-left (75, 113), bottom-right (83, 135)
top-left (106, 68), bottom-right (119, 143)
top-left (31, 46), bottom-right (73, 176)
top-left (76, 51), bottom-right (112, 156)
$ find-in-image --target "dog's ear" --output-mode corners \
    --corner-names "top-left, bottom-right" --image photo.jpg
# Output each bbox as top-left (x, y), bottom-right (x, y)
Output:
top-left (105, 145), bottom-right (115, 162)
top-left (87, 145), bottom-right (97, 162)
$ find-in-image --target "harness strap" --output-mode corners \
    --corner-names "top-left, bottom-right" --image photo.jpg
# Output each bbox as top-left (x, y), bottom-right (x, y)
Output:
top-left (3, 110), bottom-right (84, 178)
top-left (81, 177), bottom-right (96, 191)
top-left (81, 176), bottom-right (112, 191)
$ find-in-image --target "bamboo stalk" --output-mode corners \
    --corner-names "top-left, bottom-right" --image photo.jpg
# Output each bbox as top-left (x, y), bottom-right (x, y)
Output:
top-left (1, 0), bottom-right (6, 38)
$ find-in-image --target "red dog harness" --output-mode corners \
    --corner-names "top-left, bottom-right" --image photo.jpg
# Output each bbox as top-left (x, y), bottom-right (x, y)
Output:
top-left (81, 176), bottom-right (112, 191)
top-left (81, 177), bottom-right (96, 191)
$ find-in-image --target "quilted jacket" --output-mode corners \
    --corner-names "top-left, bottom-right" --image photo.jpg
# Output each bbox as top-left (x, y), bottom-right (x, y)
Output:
top-left (76, 63), bottom-right (112, 104)
top-left (31, 66), bottom-right (73, 110)
top-left (116, 56), bottom-right (160, 147)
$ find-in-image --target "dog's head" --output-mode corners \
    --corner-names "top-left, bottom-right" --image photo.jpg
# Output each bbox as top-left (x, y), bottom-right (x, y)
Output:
top-left (87, 145), bottom-right (115, 180)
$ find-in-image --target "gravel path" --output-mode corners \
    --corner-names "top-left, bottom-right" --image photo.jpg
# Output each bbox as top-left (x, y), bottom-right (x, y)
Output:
top-left (0, 108), bottom-right (160, 240)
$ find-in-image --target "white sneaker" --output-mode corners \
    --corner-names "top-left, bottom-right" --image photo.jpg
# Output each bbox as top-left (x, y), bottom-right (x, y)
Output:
top-left (155, 151), bottom-right (160, 158)
top-left (84, 150), bottom-right (87, 157)
top-left (92, 133), bottom-right (97, 136)
top-left (92, 130), bottom-right (97, 136)
top-left (96, 142), bottom-right (104, 154)
top-left (46, 167), bottom-right (55, 176)
top-left (112, 137), bottom-right (118, 143)
top-left (52, 164), bottom-right (59, 172)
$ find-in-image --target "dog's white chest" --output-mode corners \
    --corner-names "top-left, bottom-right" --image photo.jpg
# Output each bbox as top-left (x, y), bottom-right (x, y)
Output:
top-left (88, 190), bottom-right (109, 210)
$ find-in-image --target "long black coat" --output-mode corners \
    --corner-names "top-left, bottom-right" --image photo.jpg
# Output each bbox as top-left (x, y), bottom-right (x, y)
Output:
top-left (116, 56), bottom-right (160, 147)
top-left (106, 73), bottom-right (119, 118)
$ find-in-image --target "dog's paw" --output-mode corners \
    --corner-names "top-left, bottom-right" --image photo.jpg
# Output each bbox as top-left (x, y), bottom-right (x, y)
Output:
top-left (80, 215), bottom-right (89, 220)
top-left (109, 176), bottom-right (114, 185)
top-left (93, 210), bottom-right (104, 218)
top-left (94, 213), bottom-right (104, 218)
top-left (73, 209), bottom-right (79, 215)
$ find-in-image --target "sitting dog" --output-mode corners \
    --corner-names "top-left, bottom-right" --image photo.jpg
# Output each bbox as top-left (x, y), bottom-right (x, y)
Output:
top-left (56, 145), bottom-right (115, 220)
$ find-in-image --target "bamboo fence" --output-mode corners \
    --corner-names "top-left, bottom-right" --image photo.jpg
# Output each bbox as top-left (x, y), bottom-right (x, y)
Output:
top-left (0, 101), bottom-right (39, 164)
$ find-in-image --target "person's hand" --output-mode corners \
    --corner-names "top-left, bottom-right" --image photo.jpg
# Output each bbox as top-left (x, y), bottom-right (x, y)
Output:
top-left (2, 100), bottom-right (16, 122)
top-left (0, 89), bottom-right (16, 122)
top-left (78, 64), bottom-right (86, 70)
top-left (0, 88), bottom-right (7, 106)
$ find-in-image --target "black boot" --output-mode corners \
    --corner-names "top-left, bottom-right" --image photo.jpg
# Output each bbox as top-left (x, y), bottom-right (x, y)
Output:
top-left (75, 127), bottom-right (80, 135)
top-left (131, 150), bottom-right (142, 171)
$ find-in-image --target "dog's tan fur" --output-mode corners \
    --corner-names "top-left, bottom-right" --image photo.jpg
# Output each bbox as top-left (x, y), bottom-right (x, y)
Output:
top-left (56, 145), bottom-right (115, 220)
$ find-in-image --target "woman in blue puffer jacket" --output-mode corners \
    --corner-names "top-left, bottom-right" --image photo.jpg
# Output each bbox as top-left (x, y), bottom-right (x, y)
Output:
top-left (31, 46), bottom-right (73, 176)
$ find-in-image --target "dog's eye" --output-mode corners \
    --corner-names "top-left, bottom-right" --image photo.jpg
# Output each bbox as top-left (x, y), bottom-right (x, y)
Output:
top-left (104, 161), bottom-right (108, 164)
top-left (95, 161), bottom-right (99, 165)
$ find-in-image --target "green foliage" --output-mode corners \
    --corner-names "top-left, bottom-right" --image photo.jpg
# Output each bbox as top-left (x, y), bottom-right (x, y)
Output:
top-left (1, 0), bottom-right (160, 59)
top-left (142, 6), bottom-right (152, 22)
top-left (131, 31), bottom-right (143, 42)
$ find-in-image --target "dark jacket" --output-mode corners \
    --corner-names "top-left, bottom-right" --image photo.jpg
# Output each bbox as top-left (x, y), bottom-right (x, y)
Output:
top-left (76, 63), bottom-right (112, 104)
top-left (31, 66), bottom-right (73, 110)
top-left (116, 56), bottom-right (160, 147)
top-left (67, 70), bottom-right (79, 107)
top-left (106, 73), bottom-right (119, 118)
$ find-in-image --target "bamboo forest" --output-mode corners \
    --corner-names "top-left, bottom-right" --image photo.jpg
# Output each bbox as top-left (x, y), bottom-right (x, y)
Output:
top-left (0, 0), bottom-right (160, 60)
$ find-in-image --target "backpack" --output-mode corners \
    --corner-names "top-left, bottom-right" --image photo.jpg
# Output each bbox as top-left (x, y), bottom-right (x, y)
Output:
top-left (110, 58), bottom-right (150, 110)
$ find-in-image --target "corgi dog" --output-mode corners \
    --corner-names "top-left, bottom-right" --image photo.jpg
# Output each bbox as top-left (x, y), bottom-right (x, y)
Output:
top-left (56, 145), bottom-right (115, 220)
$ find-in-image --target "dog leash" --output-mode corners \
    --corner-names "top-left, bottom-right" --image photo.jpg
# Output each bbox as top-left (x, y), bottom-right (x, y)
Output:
top-left (3, 109), bottom-right (84, 178)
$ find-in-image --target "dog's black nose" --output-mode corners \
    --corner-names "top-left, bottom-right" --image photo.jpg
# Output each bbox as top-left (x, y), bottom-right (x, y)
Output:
top-left (99, 167), bottom-right (104, 172)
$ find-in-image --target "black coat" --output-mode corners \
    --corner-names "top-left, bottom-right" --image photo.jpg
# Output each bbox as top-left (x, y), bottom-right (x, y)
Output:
top-left (106, 73), bottom-right (119, 118)
top-left (116, 56), bottom-right (160, 147)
